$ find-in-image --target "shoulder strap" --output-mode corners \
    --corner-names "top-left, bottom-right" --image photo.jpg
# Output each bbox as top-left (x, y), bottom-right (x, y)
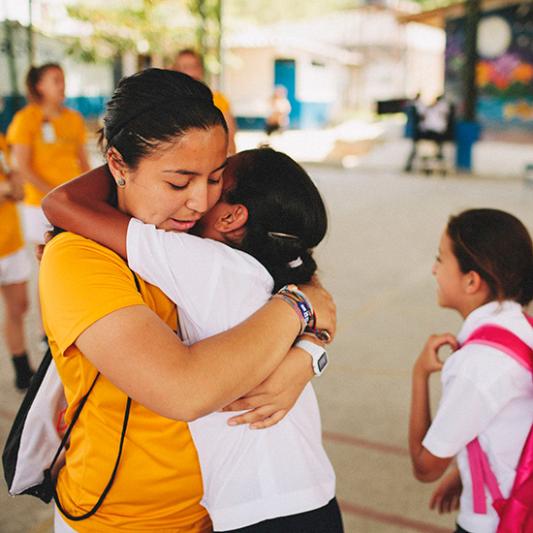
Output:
top-left (464, 314), bottom-right (533, 515)
top-left (50, 270), bottom-right (141, 521)
top-left (467, 438), bottom-right (504, 514)
top-left (462, 322), bottom-right (532, 373)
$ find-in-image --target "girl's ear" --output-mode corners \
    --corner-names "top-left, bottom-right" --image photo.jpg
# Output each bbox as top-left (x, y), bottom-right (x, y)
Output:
top-left (106, 148), bottom-right (128, 186)
top-left (465, 270), bottom-right (485, 295)
top-left (215, 204), bottom-right (249, 233)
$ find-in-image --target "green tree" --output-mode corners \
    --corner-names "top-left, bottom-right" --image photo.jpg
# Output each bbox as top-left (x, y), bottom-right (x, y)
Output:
top-left (66, 0), bottom-right (196, 64)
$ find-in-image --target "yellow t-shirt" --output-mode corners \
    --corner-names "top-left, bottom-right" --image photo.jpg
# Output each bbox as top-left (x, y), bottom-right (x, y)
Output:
top-left (0, 134), bottom-right (24, 259)
top-left (213, 91), bottom-right (230, 116)
top-left (6, 103), bottom-right (87, 206)
top-left (39, 232), bottom-right (211, 533)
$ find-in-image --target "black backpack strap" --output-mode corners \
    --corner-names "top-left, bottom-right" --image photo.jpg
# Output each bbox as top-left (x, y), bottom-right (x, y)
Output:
top-left (52, 395), bottom-right (132, 521)
top-left (51, 269), bottom-right (141, 520)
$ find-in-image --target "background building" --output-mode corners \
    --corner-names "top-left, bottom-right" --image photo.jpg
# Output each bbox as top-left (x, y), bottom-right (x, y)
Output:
top-left (224, 5), bottom-right (445, 129)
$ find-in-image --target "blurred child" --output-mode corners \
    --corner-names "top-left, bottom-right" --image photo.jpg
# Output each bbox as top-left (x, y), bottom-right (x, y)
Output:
top-left (0, 133), bottom-right (33, 390)
top-left (409, 208), bottom-right (533, 533)
top-left (265, 86), bottom-right (291, 137)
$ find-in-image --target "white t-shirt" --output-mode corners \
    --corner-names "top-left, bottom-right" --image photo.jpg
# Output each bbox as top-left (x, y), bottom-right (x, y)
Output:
top-left (126, 218), bottom-right (336, 531)
top-left (420, 100), bottom-right (450, 134)
top-left (423, 301), bottom-right (533, 533)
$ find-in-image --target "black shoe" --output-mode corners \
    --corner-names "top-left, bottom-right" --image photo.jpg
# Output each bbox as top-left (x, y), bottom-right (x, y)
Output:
top-left (15, 369), bottom-right (34, 391)
top-left (12, 352), bottom-right (35, 391)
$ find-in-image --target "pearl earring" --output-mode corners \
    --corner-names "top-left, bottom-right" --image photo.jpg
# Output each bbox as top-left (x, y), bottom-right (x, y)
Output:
top-left (117, 177), bottom-right (126, 188)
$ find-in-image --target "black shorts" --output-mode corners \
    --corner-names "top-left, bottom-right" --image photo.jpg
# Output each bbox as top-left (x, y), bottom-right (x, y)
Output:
top-left (214, 497), bottom-right (344, 533)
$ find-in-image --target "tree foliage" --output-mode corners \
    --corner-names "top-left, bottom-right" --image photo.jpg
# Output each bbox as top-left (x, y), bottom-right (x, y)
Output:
top-left (65, 0), bottom-right (197, 62)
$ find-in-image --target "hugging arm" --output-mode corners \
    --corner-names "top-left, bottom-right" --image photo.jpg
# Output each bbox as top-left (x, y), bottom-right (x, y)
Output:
top-left (42, 165), bottom-right (129, 258)
top-left (222, 336), bottom-right (319, 428)
top-left (41, 237), bottom-right (335, 421)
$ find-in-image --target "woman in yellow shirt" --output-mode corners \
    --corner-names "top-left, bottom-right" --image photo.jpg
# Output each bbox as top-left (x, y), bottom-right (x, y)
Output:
top-left (39, 69), bottom-right (336, 533)
top-left (0, 134), bottom-right (33, 389)
top-left (7, 63), bottom-right (90, 244)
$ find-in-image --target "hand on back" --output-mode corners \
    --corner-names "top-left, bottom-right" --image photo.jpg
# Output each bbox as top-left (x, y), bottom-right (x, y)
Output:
top-left (299, 283), bottom-right (336, 342)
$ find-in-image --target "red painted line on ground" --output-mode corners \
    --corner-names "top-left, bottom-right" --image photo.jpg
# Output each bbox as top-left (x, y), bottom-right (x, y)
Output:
top-left (323, 430), bottom-right (409, 457)
top-left (338, 499), bottom-right (451, 533)
top-left (0, 407), bottom-right (446, 532)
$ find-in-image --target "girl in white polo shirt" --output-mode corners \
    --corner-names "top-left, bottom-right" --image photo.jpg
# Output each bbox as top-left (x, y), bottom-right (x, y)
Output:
top-left (409, 208), bottom-right (533, 533)
top-left (43, 148), bottom-right (341, 533)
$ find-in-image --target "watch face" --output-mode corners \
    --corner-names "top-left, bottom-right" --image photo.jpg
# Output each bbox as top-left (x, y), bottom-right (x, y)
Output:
top-left (317, 353), bottom-right (328, 372)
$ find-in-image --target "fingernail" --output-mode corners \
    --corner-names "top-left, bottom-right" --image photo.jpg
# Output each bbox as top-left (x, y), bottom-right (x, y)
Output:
top-left (227, 419), bottom-right (237, 426)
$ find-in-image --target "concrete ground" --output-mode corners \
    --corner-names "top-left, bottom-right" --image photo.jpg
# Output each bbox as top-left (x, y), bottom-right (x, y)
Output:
top-left (1, 165), bottom-right (532, 532)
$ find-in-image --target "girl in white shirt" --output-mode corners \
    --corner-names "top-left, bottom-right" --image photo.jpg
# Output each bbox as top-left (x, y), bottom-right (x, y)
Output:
top-left (408, 208), bottom-right (533, 533)
top-left (43, 148), bottom-right (342, 533)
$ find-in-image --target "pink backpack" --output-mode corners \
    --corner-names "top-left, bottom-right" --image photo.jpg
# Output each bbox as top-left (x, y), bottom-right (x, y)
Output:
top-left (462, 314), bottom-right (533, 533)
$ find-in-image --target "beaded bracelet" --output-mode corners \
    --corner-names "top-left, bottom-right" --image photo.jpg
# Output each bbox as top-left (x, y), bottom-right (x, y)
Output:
top-left (280, 285), bottom-right (315, 327)
top-left (272, 284), bottom-right (315, 335)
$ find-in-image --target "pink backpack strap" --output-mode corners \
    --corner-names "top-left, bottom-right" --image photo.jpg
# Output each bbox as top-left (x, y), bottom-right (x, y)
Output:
top-left (467, 438), bottom-right (504, 514)
top-left (463, 316), bottom-right (532, 515)
top-left (462, 323), bottom-right (533, 372)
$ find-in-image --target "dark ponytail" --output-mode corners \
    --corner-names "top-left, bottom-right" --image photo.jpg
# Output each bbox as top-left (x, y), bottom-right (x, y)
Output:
top-left (99, 68), bottom-right (227, 169)
top-left (225, 148), bottom-right (327, 292)
top-left (25, 63), bottom-right (62, 102)
top-left (447, 208), bottom-right (533, 306)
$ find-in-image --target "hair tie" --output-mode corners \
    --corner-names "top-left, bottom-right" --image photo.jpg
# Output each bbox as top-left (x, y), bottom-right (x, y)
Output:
top-left (288, 257), bottom-right (303, 268)
top-left (267, 231), bottom-right (300, 240)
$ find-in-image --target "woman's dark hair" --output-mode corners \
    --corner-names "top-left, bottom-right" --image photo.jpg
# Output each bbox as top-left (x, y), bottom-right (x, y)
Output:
top-left (225, 148), bottom-right (328, 292)
top-left (99, 68), bottom-right (227, 169)
top-left (447, 208), bottom-right (533, 306)
top-left (26, 63), bottom-right (62, 102)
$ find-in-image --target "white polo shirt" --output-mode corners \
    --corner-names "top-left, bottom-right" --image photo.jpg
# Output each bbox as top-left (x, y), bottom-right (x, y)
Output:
top-left (126, 218), bottom-right (336, 531)
top-left (423, 301), bottom-right (533, 533)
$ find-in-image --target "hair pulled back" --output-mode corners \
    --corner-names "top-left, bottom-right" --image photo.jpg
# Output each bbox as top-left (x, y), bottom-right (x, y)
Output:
top-left (99, 68), bottom-right (227, 169)
top-left (26, 63), bottom-right (62, 102)
top-left (225, 148), bottom-right (328, 292)
top-left (447, 208), bottom-right (533, 306)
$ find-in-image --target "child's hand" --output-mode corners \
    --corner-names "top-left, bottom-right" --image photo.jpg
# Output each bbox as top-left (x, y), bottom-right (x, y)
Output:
top-left (35, 231), bottom-right (54, 262)
top-left (429, 466), bottom-right (462, 514)
top-left (414, 333), bottom-right (458, 376)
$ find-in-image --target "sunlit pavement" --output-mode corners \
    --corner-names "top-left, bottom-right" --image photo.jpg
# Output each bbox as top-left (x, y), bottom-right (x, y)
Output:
top-left (1, 165), bottom-right (532, 532)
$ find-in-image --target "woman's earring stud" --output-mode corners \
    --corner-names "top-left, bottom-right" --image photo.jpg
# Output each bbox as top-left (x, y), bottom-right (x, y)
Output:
top-left (117, 177), bottom-right (126, 188)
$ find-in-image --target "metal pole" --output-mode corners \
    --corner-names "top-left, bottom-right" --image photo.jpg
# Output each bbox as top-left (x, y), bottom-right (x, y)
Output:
top-left (196, 0), bottom-right (206, 58)
top-left (463, 0), bottom-right (479, 121)
top-left (4, 19), bottom-right (20, 97)
top-left (455, 0), bottom-right (481, 172)
top-left (214, 0), bottom-right (222, 88)
top-left (27, 0), bottom-right (34, 64)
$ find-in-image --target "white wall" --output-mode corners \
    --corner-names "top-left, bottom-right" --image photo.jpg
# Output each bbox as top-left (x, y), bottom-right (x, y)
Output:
top-left (224, 47), bottom-right (274, 117)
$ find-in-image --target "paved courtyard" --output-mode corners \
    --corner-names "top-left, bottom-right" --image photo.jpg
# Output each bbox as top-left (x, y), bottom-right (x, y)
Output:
top-left (1, 165), bottom-right (532, 532)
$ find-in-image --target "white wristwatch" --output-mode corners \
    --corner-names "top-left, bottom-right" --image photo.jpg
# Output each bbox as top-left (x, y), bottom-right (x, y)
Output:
top-left (295, 339), bottom-right (329, 376)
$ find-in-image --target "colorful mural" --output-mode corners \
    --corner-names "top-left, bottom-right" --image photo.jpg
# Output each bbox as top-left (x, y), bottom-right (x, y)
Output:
top-left (445, 3), bottom-right (533, 140)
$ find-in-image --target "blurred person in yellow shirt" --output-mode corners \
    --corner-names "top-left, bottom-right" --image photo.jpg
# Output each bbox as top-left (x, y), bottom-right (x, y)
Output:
top-left (173, 49), bottom-right (237, 154)
top-left (0, 133), bottom-right (33, 390)
top-left (7, 63), bottom-right (90, 245)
